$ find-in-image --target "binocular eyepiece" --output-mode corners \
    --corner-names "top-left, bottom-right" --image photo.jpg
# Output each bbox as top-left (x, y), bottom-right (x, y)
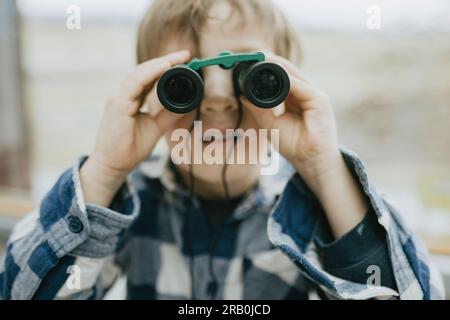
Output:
top-left (157, 52), bottom-right (290, 114)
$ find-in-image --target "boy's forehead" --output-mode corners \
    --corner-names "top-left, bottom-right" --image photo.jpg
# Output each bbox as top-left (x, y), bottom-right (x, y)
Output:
top-left (159, 35), bottom-right (197, 56)
top-left (199, 23), bottom-right (272, 58)
top-left (159, 1), bottom-right (273, 58)
top-left (160, 26), bottom-right (272, 59)
top-left (199, 2), bottom-right (272, 56)
top-left (199, 1), bottom-right (272, 57)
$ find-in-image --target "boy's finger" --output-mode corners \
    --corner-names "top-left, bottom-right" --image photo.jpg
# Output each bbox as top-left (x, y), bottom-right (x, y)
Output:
top-left (138, 109), bottom-right (181, 139)
top-left (119, 50), bottom-right (191, 104)
top-left (260, 50), bottom-right (313, 84)
top-left (144, 88), bottom-right (162, 117)
top-left (288, 76), bottom-right (317, 103)
top-left (241, 97), bottom-right (275, 129)
top-left (285, 77), bottom-right (332, 116)
top-left (152, 108), bottom-right (186, 135)
top-left (119, 62), bottom-right (170, 102)
top-left (150, 49), bottom-right (191, 67)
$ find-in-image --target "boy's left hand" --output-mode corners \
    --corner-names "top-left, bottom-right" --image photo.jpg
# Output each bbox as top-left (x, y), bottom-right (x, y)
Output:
top-left (242, 52), bottom-right (369, 238)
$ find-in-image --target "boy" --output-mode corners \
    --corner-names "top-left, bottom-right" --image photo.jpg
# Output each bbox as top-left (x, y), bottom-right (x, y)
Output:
top-left (0, 0), bottom-right (444, 299)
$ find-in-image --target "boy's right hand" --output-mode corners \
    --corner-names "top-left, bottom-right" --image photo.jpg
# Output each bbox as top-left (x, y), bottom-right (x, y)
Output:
top-left (80, 50), bottom-right (191, 207)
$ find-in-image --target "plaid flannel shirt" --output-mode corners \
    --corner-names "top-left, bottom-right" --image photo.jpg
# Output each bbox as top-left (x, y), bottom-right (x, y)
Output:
top-left (0, 148), bottom-right (445, 300)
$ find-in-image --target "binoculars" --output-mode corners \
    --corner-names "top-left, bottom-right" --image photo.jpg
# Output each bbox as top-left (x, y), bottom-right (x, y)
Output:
top-left (157, 51), bottom-right (290, 113)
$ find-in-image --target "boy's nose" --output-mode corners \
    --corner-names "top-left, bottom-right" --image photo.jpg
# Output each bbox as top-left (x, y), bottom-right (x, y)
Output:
top-left (200, 67), bottom-right (238, 115)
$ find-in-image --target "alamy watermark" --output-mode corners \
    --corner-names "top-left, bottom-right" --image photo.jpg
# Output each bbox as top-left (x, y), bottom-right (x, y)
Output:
top-left (66, 264), bottom-right (81, 290)
top-left (366, 5), bottom-right (382, 30)
top-left (366, 264), bottom-right (381, 287)
top-left (66, 5), bottom-right (81, 30)
top-left (170, 121), bottom-right (280, 175)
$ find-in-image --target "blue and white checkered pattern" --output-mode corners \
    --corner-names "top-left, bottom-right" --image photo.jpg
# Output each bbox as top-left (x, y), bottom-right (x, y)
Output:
top-left (0, 148), bottom-right (445, 299)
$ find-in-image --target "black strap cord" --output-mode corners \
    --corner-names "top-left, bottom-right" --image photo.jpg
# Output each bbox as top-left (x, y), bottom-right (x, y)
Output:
top-left (185, 108), bottom-right (200, 299)
top-left (185, 93), bottom-right (244, 299)
top-left (206, 97), bottom-right (243, 299)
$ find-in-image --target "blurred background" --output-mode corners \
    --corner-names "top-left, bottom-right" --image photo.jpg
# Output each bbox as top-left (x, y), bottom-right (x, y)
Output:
top-left (0, 0), bottom-right (449, 297)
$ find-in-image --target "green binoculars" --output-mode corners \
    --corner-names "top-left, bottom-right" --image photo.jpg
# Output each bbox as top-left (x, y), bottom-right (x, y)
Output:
top-left (157, 51), bottom-right (290, 114)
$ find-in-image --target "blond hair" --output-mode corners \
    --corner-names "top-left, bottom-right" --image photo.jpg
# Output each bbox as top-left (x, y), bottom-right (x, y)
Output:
top-left (136, 0), bottom-right (301, 64)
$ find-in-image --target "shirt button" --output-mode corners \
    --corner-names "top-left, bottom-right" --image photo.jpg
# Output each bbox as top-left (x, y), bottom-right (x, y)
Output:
top-left (68, 216), bottom-right (84, 234)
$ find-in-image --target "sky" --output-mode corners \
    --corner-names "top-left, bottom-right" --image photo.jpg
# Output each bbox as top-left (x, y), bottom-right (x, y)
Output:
top-left (15, 0), bottom-right (450, 32)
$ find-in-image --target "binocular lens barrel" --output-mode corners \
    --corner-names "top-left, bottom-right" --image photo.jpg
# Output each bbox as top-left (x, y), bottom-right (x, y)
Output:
top-left (157, 62), bottom-right (290, 113)
top-left (157, 66), bottom-right (204, 114)
top-left (165, 75), bottom-right (196, 105)
top-left (234, 61), bottom-right (290, 108)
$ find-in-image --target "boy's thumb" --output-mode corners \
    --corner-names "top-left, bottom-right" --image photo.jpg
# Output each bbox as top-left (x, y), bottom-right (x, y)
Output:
top-left (241, 97), bottom-right (275, 129)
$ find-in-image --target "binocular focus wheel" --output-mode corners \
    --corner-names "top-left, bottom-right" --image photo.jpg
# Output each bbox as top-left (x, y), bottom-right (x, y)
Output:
top-left (236, 62), bottom-right (290, 109)
top-left (157, 66), bottom-right (204, 114)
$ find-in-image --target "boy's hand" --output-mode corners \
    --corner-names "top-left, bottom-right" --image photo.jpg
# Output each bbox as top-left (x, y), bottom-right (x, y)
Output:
top-left (242, 52), bottom-right (340, 183)
top-left (80, 50), bottom-right (191, 207)
top-left (242, 52), bottom-right (368, 238)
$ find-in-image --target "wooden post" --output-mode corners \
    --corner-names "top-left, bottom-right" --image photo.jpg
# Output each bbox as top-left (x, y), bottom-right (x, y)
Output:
top-left (0, 0), bottom-right (30, 189)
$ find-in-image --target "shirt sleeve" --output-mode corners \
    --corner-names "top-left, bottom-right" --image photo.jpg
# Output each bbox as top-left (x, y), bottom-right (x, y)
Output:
top-left (266, 147), bottom-right (445, 300)
top-left (314, 208), bottom-right (397, 290)
top-left (0, 156), bottom-right (140, 300)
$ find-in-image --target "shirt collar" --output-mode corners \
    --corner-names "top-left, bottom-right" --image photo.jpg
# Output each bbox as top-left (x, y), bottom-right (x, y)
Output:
top-left (137, 152), bottom-right (290, 221)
